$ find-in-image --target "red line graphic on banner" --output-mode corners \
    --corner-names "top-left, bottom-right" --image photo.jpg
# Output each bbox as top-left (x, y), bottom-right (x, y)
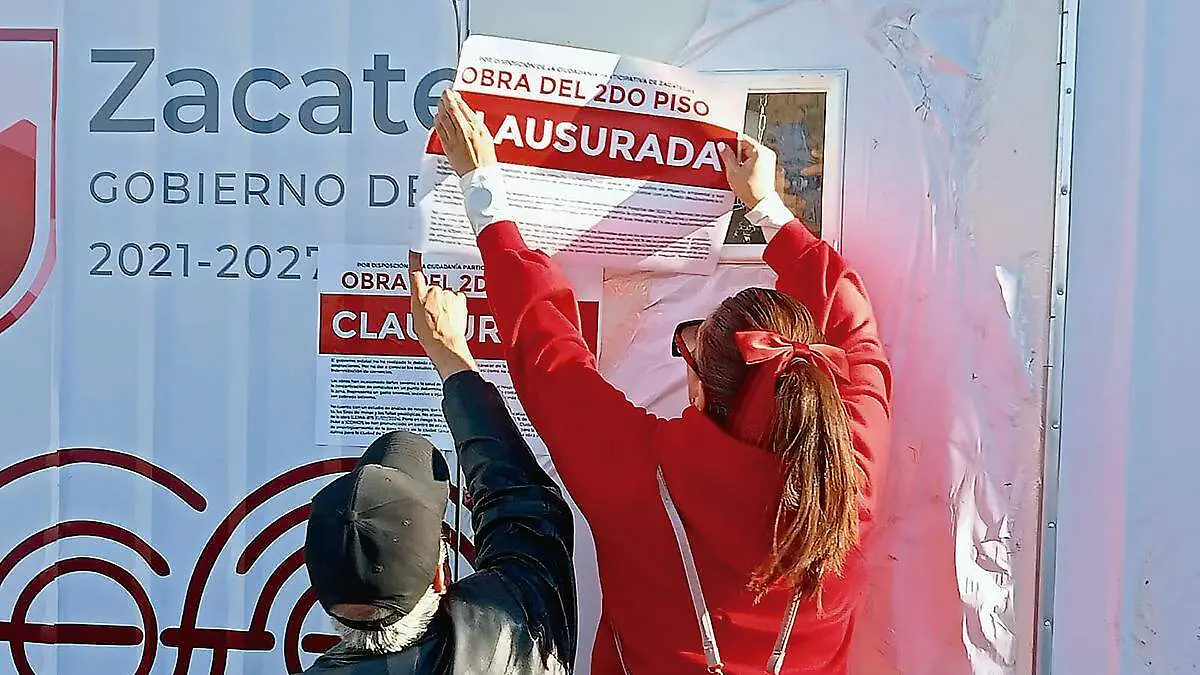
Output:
top-left (164, 458), bottom-right (355, 674)
top-left (250, 548), bottom-right (305, 633)
top-left (0, 447), bottom-right (208, 511)
top-left (8, 557), bottom-right (157, 675)
top-left (238, 503), bottom-right (312, 574)
top-left (0, 448), bottom-right (481, 674)
top-left (0, 520), bottom-right (171, 579)
top-left (287, 589), bottom-right (332, 672)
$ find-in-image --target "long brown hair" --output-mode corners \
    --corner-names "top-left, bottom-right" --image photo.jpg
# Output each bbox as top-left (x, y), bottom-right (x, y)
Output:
top-left (696, 287), bottom-right (859, 603)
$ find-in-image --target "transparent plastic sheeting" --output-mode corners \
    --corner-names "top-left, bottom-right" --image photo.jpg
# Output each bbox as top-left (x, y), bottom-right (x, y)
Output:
top-left (595, 2), bottom-right (1044, 674)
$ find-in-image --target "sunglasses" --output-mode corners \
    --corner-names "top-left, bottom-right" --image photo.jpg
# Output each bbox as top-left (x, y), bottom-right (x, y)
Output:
top-left (671, 319), bottom-right (703, 373)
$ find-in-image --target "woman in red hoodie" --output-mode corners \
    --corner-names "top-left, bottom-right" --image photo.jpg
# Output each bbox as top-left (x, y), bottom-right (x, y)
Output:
top-left (433, 90), bottom-right (892, 674)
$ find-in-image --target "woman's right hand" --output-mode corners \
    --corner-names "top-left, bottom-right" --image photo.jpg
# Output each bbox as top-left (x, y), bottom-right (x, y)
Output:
top-left (719, 136), bottom-right (779, 208)
top-left (435, 89), bottom-right (498, 178)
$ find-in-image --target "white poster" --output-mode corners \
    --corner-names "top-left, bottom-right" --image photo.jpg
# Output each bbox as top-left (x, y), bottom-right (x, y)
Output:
top-left (315, 245), bottom-right (602, 450)
top-left (417, 35), bottom-right (743, 273)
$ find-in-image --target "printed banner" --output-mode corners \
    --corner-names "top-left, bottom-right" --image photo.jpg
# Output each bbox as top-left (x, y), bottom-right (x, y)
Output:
top-left (0, 3), bottom-right (467, 674)
top-left (417, 35), bottom-right (743, 273)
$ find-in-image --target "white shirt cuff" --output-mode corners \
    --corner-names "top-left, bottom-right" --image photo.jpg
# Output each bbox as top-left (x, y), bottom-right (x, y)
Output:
top-left (744, 193), bottom-right (795, 236)
top-left (458, 165), bottom-right (511, 236)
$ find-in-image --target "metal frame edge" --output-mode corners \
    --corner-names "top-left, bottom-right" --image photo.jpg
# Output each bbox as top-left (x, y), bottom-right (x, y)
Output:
top-left (1034, 0), bottom-right (1080, 672)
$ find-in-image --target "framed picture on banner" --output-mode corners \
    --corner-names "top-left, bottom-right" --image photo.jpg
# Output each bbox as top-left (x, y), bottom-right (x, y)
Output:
top-left (704, 70), bottom-right (847, 262)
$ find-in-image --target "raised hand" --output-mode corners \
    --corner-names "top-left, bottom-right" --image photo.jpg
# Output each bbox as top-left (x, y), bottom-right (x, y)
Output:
top-left (719, 136), bottom-right (778, 208)
top-left (434, 89), bottom-right (498, 177)
top-left (409, 251), bottom-right (478, 380)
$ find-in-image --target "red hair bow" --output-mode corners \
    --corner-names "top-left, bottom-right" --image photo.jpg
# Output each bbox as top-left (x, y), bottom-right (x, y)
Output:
top-left (726, 330), bottom-right (850, 446)
top-left (734, 331), bottom-right (850, 386)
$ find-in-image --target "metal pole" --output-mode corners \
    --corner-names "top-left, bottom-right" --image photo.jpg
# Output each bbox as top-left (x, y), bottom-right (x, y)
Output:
top-left (1034, 0), bottom-right (1080, 671)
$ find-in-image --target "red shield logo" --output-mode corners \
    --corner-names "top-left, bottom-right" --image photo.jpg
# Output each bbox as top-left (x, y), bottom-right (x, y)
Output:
top-left (0, 29), bottom-right (57, 335)
top-left (0, 120), bottom-right (37, 301)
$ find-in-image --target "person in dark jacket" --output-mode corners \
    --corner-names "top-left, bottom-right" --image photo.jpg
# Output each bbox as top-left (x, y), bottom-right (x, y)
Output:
top-left (302, 260), bottom-right (577, 674)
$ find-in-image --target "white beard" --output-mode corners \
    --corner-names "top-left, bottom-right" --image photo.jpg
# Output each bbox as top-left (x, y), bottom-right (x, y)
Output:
top-left (331, 583), bottom-right (445, 654)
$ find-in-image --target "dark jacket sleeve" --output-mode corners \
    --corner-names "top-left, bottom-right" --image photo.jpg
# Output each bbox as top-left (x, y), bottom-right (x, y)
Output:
top-left (441, 370), bottom-right (577, 668)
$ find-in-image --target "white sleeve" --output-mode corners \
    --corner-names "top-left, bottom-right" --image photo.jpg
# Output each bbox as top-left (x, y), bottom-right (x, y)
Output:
top-left (743, 192), bottom-right (796, 239)
top-left (458, 165), bottom-right (512, 236)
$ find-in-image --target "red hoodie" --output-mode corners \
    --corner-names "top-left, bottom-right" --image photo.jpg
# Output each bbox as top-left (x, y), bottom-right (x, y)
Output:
top-left (476, 219), bottom-right (892, 674)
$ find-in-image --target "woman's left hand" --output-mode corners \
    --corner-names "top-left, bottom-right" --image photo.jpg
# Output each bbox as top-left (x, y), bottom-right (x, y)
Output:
top-left (434, 89), bottom-right (497, 177)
